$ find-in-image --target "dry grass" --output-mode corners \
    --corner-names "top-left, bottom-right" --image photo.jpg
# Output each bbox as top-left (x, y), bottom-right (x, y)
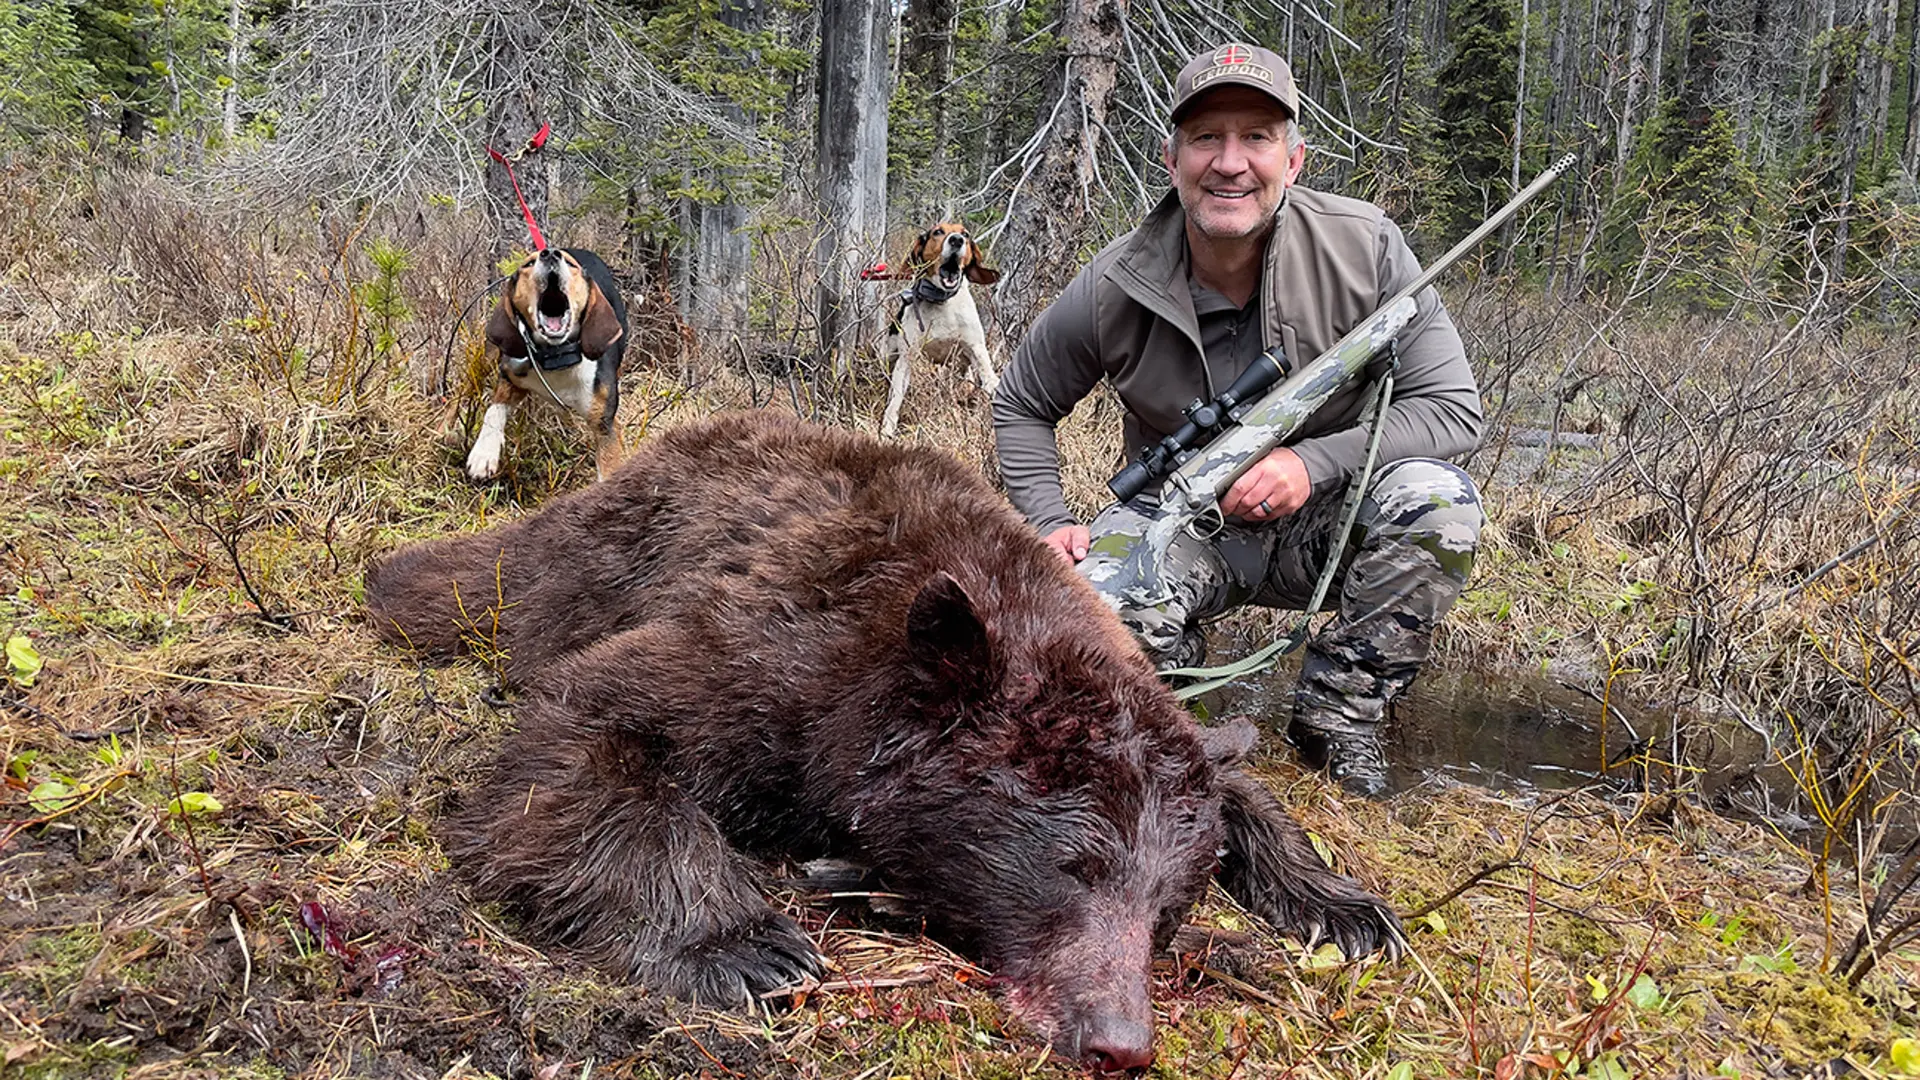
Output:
top-left (1, 166), bottom-right (1916, 1079)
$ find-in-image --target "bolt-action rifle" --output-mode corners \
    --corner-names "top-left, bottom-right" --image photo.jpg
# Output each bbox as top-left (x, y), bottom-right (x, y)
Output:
top-left (1100, 154), bottom-right (1577, 609)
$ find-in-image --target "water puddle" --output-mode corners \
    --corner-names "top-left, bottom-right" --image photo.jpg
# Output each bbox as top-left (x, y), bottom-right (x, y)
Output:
top-left (1185, 650), bottom-right (1884, 844)
top-left (1192, 657), bottom-right (1661, 795)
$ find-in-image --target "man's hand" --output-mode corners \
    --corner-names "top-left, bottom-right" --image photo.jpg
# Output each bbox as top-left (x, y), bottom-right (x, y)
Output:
top-left (1042, 524), bottom-right (1091, 563)
top-left (1221, 447), bottom-right (1311, 523)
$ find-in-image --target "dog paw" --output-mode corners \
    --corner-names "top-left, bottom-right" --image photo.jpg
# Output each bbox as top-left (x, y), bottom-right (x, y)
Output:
top-left (657, 912), bottom-right (826, 1008)
top-left (465, 437), bottom-right (503, 481)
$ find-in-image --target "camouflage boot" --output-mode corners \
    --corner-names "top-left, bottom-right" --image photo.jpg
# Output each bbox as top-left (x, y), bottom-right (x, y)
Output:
top-left (1287, 459), bottom-right (1483, 797)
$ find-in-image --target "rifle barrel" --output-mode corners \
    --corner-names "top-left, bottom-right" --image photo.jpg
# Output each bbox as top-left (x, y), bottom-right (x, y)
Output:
top-left (1384, 153), bottom-right (1578, 311)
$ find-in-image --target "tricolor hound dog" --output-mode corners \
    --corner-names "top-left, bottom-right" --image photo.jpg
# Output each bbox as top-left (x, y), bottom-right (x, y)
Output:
top-left (462, 247), bottom-right (629, 482)
top-left (879, 222), bottom-right (1000, 438)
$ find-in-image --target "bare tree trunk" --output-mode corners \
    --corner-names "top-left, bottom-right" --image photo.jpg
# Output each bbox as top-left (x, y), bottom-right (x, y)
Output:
top-left (1810, 0), bottom-right (1839, 124)
top-left (1731, 0), bottom-right (1766, 151)
top-left (224, 0), bottom-right (241, 142)
top-left (909, 0), bottom-right (958, 190)
top-left (864, 0), bottom-right (890, 233)
top-left (1614, 0), bottom-right (1657, 176)
top-left (689, 0), bottom-right (762, 342)
top-left (816, 0), bottom-right (890, 375)
top-left (1545, 0), bottom-right (1569, 145)
top-left (483, 19), bottom-right (547, 260)
top-left (1504, 0), bottom-right (1530, 268)
top-left (1648, 0), bottom-right (1669, 106)
top-left (1870, 0), bottom-right (1896, 164)
top-left (1513, 0), bottom-right (1530, 193)
top-left (1571, 0), bottom-right (1622, 290)
top-left (1383, 0), bottom-right (1414, 142)
top-left (1823, 0), bottom-right (1869, 283)
top-left (994, 0), bottom-right (1126, 341)
top-left (1903, 0), bottom-right (1920, 175)
top-left (1544, 0), bottom-right (1574, 288)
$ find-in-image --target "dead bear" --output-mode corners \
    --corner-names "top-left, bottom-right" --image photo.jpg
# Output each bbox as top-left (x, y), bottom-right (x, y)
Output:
top-left (365, 410), bottom-right (1401, 1073)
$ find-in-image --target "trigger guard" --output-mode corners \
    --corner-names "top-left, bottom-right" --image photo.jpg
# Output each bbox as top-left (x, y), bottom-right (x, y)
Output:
top-left (1186, 504), bottom-right (1226, 542)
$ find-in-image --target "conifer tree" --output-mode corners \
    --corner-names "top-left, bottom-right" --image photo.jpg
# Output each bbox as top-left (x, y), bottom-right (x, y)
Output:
top-left (1432, 0), bottom-right (1519, 244)
top-left (0, 0), bottom-right (100, 146)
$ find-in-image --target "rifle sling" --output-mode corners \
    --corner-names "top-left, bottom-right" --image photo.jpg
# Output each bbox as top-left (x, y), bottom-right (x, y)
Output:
top-left (1164, 348), bottom-right (1401, 702)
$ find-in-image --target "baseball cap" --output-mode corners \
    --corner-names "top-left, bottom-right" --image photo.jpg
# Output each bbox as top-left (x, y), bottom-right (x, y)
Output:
top-left (1169, 43), bottom-right (1299, 125)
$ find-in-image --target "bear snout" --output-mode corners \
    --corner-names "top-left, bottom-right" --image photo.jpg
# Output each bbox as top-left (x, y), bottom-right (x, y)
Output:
top-left (1011, 978), bottom-right (1158, 1075)
top-left (1006, 909), bottom-right (1159, 1072)
top-left (1074, 1008), bottom-right (1155, 1073)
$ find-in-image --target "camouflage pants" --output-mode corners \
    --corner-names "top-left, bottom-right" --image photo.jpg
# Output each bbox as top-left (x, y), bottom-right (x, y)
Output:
top-left (1079, 458), bottom-right (1484, 738)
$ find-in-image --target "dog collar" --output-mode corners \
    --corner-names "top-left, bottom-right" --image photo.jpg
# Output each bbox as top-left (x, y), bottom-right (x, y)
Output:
top-left (516, 319), bottom-right (586, 371)
top-left (906, 277), bottom-right (963, 305)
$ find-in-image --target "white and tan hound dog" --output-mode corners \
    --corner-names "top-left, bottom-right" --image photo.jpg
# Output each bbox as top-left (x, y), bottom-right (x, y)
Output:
top-left (461, 248), bottom-right (628, 482)
top-left (879, 223), bottom-right (1000, 438)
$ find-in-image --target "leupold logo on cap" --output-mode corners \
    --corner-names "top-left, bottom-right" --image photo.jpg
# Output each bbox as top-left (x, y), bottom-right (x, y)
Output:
top-left (1193, 42), bottom-right (1273, 90)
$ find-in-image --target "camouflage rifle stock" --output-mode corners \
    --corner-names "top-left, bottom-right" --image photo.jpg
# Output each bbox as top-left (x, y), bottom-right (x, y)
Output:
top-left (1100, 154), bottom-right (1577, 610)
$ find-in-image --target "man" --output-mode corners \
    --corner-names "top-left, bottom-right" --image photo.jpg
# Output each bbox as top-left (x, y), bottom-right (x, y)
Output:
top-left (990, 42), bottom-right (1485, 796)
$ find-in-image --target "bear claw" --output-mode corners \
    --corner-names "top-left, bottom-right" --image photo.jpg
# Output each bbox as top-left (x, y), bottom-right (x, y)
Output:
top-left (671, 913), bottom-right (826, 1007)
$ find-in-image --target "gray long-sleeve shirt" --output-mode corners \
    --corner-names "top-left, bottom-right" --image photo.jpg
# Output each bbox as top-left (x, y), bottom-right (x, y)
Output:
top-left (991, 186), bottom-right (1484, 536)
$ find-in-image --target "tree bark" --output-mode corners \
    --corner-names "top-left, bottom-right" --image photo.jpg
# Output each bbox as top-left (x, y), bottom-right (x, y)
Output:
top-left (863, 0), bottom-right (890, 232)
top-left (815, 0), bottom-right (890, 374)
top-left (225, 0), bottom-right (242, 142)
top-left (1504, 0), bottom-right (1530, 268)
top-left (483, 18), bottom-right (547, 260)
top-left (1513, 0), bottom-right (1530, 195)
top-left (1903, 0), bottom-right (1920, 175)
top-left (1821, 0), bottom-right (1869, 284)
top-left (1383, 0), bottom-right (1413, 142)
top-left (993, 0), bottom-right (1127, 342)
top-left (1870, 0), bottom-right (1896, 164)
top-left (1614, 0), bottom-right (1657, 175)
top-left (909, 0), bottom-right (958, 184)
top-left (689, 0), bottom-right (763, 341)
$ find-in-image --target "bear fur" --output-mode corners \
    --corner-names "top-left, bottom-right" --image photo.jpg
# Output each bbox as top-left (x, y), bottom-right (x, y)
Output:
top-left (365, 410), bottom-right (1400, 1072)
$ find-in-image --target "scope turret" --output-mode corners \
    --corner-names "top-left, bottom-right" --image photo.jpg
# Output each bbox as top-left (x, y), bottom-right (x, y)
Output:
top-left (1106, 350), bottom-right (1290, 502)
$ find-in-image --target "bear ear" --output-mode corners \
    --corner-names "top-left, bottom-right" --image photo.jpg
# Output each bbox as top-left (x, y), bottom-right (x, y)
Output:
top-left (906, 572), bottom-right (994, 688)
top-left (1193, 716), bottom-right (1258, 765)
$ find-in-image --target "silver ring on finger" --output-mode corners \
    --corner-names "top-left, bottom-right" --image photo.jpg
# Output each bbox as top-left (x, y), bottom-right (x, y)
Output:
top-left (1258, 498), bottom-right (1273, 516)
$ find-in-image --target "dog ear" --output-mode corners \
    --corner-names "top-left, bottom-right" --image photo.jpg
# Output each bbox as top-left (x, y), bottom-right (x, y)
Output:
top-left (907, 228), bottom-right (933, 269)
top-left (964, 238), bottom-right (1001, 285)
top-left (579, 282), bottom-right (625, 359)
top-left (485, 284), bottom-right (528, 358)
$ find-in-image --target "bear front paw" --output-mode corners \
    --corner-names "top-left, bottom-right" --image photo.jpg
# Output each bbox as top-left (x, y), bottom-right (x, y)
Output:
top-left (1264, 882), bottom-right (1406, 963)
top-left (660, 912), bottom-right (826, 1007)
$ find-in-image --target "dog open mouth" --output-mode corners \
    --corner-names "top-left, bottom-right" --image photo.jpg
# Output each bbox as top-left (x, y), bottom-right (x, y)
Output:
top-left (535, 277), bottom-right (573, 340)
top-left (938, 250), bottom-right (964, 291)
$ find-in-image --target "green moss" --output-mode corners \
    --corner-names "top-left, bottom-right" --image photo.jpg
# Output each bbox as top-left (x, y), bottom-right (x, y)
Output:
top-left (1148, 1024), bottom-right (1194, 1075)
top-left (19, 924), bottom-right (103, 988)
top-left (11, 1040), bottom-right (136, 1079)
top-left (1537, 914), bottom-right (1619, 963)
top-left (1709, 971), bottom-right (1882, 1066)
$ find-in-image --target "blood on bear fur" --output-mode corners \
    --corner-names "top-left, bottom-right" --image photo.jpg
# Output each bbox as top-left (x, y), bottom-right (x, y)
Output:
top-left (366, 410), bottom-right (1401, 1074)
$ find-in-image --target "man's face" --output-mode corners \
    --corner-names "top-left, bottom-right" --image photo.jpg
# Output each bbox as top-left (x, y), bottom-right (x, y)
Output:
top-left (1163, 87), bottom-right (1306, 242)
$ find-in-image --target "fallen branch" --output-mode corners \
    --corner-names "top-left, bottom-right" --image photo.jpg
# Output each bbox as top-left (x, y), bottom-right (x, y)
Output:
top-left (1406, 859), bottom-right (1527, 920)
